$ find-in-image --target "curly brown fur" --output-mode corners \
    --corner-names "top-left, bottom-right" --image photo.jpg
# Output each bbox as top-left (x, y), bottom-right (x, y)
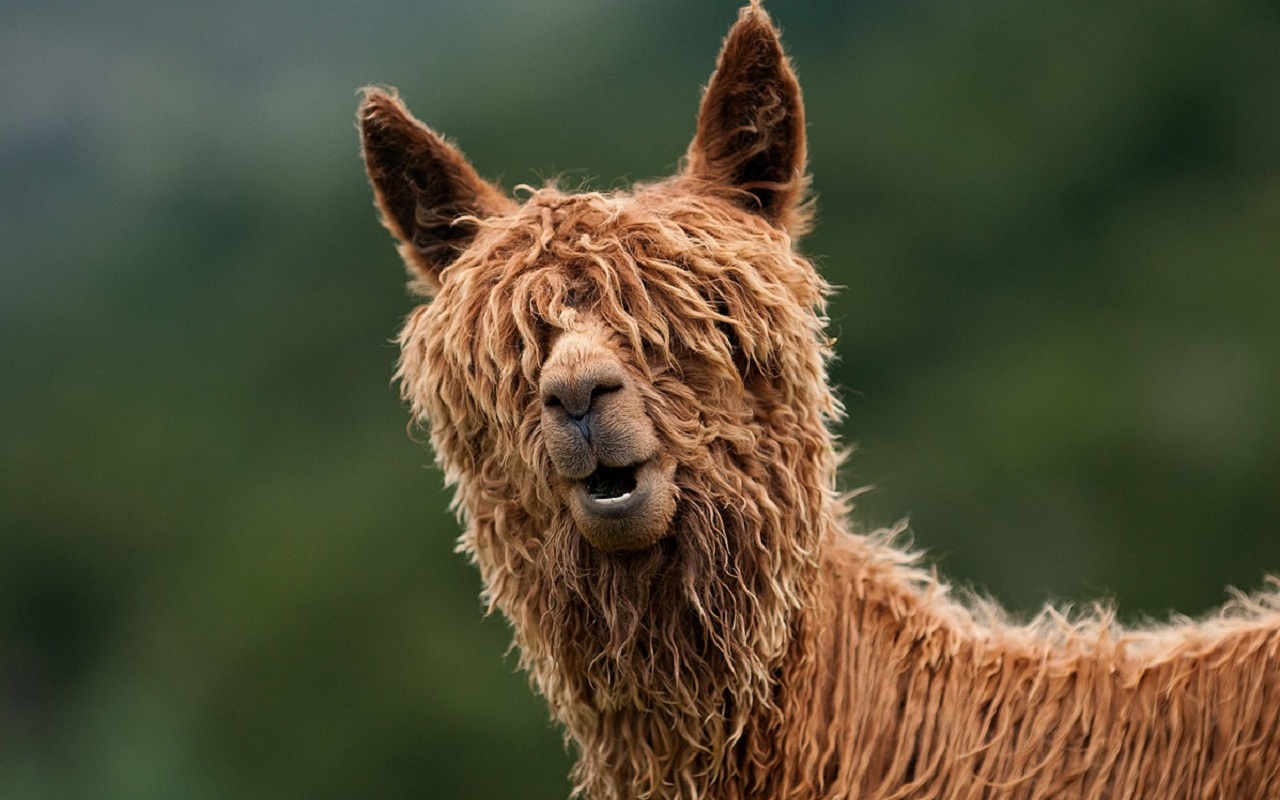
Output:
top-left (360, 4), bottom-right (1280, 798)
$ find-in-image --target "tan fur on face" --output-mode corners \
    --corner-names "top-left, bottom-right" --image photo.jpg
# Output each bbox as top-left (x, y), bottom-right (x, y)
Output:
top-left (391, 181), bottom-right (832, 788)
top-left (363, 3), bottom-right (1280, 799)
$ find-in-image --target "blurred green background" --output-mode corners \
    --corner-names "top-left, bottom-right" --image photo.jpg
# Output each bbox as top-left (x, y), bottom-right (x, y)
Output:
top-left (2, 0), bottom-right (1278, 797)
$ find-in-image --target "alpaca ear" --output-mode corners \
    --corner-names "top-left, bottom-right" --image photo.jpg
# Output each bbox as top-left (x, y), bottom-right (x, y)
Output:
top-left (686, 3), bottom-right (810, 236)
top-left (359, 88), bottom-right (509, 290)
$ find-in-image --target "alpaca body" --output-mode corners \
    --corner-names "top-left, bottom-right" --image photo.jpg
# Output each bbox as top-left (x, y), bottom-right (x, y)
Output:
top-left (768, 535), bottom-right (1280, 798)
top-left (359, 4), bottom-right (1280, 798)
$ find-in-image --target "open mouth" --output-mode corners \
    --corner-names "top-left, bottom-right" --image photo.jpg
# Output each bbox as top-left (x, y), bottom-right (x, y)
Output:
top-left (584, 464), bottom-right (640, 505)
top-left (567, 457), bottom-right (677, 552)
top-left (573, 459), bottom-right (658, 519)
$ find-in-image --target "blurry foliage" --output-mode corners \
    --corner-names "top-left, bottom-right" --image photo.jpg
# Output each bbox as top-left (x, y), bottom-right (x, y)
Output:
top-left (2, 0), bottom-right (1278, 797)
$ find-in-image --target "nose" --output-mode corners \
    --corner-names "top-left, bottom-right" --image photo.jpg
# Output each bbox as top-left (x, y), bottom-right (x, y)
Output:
top-left (540, 369), bottom-right (624, 420)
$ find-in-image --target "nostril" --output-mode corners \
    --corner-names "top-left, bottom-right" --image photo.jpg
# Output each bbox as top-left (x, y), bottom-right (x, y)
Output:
top-left (589, 383), bottom-right (621, 406)
top-left (541, 377), bottom-right (623, 420)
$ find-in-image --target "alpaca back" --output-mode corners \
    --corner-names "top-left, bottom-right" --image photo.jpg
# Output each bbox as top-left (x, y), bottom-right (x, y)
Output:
top-left (770, 536), bottom-right (1280, 798)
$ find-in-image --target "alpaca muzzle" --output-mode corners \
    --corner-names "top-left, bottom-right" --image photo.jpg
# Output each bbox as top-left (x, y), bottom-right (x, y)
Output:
top-left (539, 333), bottom-right (678, 551)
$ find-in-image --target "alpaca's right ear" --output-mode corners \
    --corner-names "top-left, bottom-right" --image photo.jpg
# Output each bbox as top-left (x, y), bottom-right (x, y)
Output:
top-left (359, 88), bottom-right (509, 291)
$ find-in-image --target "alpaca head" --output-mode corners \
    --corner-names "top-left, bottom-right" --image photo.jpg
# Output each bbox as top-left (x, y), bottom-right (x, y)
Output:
top-left (361, 3), bottom-right (839, 721)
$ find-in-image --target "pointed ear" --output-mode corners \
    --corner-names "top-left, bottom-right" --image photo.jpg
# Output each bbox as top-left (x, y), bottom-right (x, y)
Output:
top-left (359, 88), bottom-right (509, 290)
top-left (685, 3), bottom-right (810, 236)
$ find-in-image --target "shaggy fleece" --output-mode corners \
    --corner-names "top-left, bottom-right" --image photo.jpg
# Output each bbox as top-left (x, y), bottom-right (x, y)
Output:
top-left (360, 3), bottom-right (1280, 798)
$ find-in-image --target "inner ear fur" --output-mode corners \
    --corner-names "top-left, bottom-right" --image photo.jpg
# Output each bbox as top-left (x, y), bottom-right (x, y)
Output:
top-left (359, 88), bottom-right (510, 290)
top-left (685, 3), bottom-right (811, 236)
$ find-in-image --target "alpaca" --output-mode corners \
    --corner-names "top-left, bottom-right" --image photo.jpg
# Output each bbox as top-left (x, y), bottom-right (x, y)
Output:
top-left (358, 4), bottom-right (1280, 798)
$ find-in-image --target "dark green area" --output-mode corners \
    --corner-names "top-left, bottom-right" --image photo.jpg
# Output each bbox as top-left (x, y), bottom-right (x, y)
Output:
top-left (2, 0), bottom-right (1278, 797)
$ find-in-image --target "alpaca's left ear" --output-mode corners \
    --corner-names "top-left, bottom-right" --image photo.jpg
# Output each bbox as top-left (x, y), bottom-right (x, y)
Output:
top-left (686, 2), bottom-right (810, 236)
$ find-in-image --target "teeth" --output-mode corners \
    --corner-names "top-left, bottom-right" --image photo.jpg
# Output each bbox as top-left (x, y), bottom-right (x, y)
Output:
top-left (594, 492), bottom-right (632, 505)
